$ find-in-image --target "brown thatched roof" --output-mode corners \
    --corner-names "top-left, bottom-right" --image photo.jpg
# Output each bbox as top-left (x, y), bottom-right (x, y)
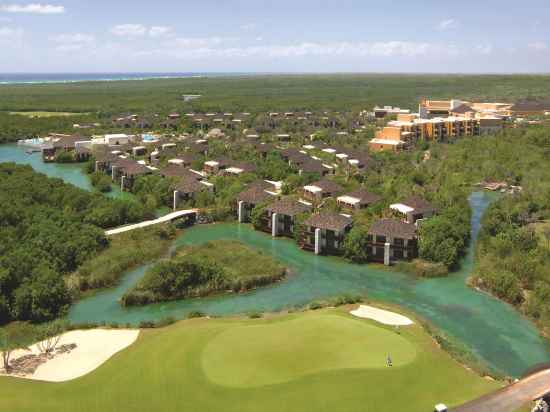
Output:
top-left (303, 213), bottom-right (352, 231)
top-left (266, 199), bottom-right (311, 216)
top-left (368, 219), bottom-right (416, 239)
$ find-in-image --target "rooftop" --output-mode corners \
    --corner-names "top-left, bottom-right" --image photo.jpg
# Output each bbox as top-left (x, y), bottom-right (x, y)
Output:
top-left (304, 213), bottom-right (353, 232)
top-left (368, 219), bottom-right (417, 239)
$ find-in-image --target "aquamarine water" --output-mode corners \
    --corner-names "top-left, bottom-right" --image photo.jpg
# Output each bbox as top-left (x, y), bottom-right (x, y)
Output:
top-left (0, 144), bottom-right (126, 199)
top-left (1, 143), bottom-right (549, 377)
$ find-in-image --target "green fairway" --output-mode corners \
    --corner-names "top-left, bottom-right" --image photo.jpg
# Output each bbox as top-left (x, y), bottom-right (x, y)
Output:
top-left (202, 314), bottom-right (417, 387)
top-left (0, 308), bottom-right (499, 412)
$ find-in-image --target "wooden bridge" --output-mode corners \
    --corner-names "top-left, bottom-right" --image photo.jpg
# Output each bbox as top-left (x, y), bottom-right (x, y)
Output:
top-left (105, 209), bottom-right (199, 236)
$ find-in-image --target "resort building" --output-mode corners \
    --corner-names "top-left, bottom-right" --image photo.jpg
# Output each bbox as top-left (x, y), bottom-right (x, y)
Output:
top-left (264, 198), bottom-right (312, 237)
top-left (299, 159), bottom-right (334, 176)
top-left (367, 219), bottom-right (418, 265)
top-left (390, 196), bottom-right (436, 224)
top-left (368, 126), bottom-right (410, 153)
top-left (202, 159), bottom-right (230, 176)
top-left (302, 179), bottom-right (343, 203)
top-left (41, 134), bottom-right (92, 162)
top-left (507, 100), bottom-right (550, 116)
top-left (373, 106), bottom-right (411, 118)
top-left (236, 182), bottom-right (278, 223)
top-left (111, 158), bottom-right (151, 190)
top-left (300, 213), bottom-right (353, 255)
top-left (173, 177), bottom-right (213, 210)
top-left (223, 162), bottom-right (257, 176)
top-left (337, 189), bottom-right (382, 211)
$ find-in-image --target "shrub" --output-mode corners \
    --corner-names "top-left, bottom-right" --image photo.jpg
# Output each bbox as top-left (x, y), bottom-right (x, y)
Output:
top-left (138, 320), bottom-right (156, 329)
top-left (187, 311), bottom-right (205, 319)
top-left (156, 316), bottom-right (176, 327)
top-left (400, 259), bottom-right (449, 278)
top-left (309, 301), bottom-right (324, 310)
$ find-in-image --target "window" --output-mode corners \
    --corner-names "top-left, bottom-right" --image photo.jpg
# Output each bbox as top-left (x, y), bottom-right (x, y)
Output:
top-left (376, 235), bottom-right (386, 243)
top-left (394, 238), bottom-right (404, 247)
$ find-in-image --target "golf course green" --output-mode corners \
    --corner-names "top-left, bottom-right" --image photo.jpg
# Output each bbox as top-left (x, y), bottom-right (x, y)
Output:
top-left (0, 308), bottom-right (499, 412)
top-left (202, 314), bottom-right (417, 387)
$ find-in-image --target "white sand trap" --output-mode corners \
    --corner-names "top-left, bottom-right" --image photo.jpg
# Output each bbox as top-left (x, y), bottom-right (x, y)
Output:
top-left (350, 305), bottom-right (414, 326)
top-left (4, 329), bottom-right (139, 382)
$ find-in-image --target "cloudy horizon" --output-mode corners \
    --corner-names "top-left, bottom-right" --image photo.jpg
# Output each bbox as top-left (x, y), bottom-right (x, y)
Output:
top-left (0, 0), bottom-right (548, 73)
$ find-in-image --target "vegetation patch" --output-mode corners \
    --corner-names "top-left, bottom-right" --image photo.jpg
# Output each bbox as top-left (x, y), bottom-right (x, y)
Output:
top-left (397, 259), bottom-right (449, 278)
top-left (68, 225), bottom-right (177, 293)
top-left (121, 240), bottom-right (287, 306)
top-left (0, 163), bottom-right (146, 325)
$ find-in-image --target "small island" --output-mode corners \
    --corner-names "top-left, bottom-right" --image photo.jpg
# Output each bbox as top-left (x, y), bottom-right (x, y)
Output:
top-left (121, 240), bottom-right (287, 306)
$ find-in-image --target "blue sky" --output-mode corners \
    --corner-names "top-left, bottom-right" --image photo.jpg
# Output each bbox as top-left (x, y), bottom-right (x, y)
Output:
top-left (0, 0), bottom-right (549, 73)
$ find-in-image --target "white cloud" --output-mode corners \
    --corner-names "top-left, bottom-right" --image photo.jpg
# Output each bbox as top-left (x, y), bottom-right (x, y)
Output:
top-left (50, 33), bottom-right (95, 52)
top-left (134, 40), bottom-right (475, 60)
top-left (474, 43), bottom-right (493, 55)
top-left (50, 33), bottom-right (95, 44)
top-left (528, 41), bottom-right (548, 52)
top-left (0, 26), bottom-right (23, 38)
top-left (0, 3), bottom-right (65, 14)
top-left (240, 23), bottom-right (257, 31)
top-left (110, 24), bottom-right (147, 37)
top-left (437, 19), bottom-right (458, 31)
top-left (149, 26), bottom-right (173, 38)
top-left (171, 36), bottom-right (236, 48)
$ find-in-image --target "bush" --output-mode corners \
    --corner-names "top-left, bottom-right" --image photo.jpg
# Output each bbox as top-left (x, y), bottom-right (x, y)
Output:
top-left (308, 301), bottom-right (324, 310)
top-left (332, 294), bottom-right (363, 306)
top-left (247, 311), bottom-right (263, 319)
top-left (157, 316), bottom-right (176, 327)
top-left (55, 151), bottom-right (75, 163)
top-left (399, 259), bottom-right (449, 278)
top-left (138, 320), bottom-right (156, 328)
top-left (187, 311), bottom-right (205, 319)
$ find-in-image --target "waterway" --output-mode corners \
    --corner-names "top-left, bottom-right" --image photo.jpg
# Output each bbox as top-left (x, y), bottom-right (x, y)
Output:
top-left (1, 143), bottom-right (549, 377)
top-left (0, 144), bottom-right (129, 199)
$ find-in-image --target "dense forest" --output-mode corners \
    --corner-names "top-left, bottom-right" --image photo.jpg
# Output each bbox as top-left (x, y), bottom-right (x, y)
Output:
top-left (0, 164), bottom-right (147, 324)
top-left (467, 126), bottom-right (550, 334)
top-left (2, 74), bottom-right (550, 143)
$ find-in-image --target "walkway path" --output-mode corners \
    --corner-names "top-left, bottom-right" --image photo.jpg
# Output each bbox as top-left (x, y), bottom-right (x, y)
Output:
top-left (105, 209), bottom-right (198, 236)
top-left (451, 368), bottom-right (550, 412)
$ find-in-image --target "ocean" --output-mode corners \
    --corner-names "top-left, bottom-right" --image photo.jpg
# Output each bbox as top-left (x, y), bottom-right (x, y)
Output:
top-left (0, 72), bottom-right (244, 85)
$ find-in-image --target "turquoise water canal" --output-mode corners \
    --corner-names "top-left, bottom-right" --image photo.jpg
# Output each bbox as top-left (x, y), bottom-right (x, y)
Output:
top-left (2, 143), bottom-right (549, 377)
top-left (0, 144), bottom-right (128, 199)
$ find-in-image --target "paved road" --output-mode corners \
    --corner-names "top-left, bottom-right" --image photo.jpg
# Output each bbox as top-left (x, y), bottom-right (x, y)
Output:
top-left (451, 369), bottom-right (550, 412)
top-left (105, 209), bottom-right (198, 236)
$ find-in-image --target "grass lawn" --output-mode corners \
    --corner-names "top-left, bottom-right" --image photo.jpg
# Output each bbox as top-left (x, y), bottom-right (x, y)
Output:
top-left (8, 111), bottom-right (87, 118)
top-left (0, 308), bottom-right (500, 412)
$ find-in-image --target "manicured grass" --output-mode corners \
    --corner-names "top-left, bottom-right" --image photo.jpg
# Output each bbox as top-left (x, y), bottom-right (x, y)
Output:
top-left (0, 308), bottom-right (500, 412)
top-left (202, 314), bottom-right (417, 387)
top-left (8, 111), bottom-right (86, 118)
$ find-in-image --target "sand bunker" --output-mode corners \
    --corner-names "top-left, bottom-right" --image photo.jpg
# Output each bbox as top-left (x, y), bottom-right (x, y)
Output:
top-left (3, 329), bottom-right (139, 382)
top-left (350, 305), bottom-right (414, 326)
